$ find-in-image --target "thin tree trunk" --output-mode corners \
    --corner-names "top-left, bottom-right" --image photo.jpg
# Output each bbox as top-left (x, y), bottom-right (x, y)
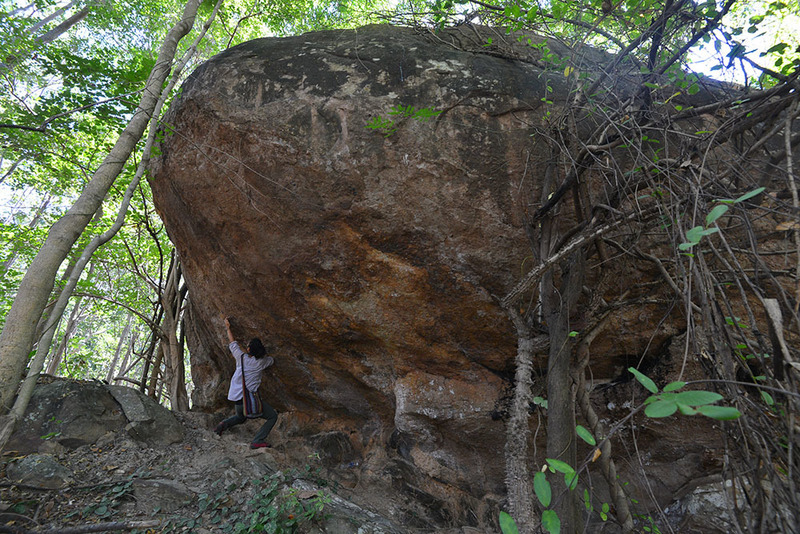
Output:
top-left (114, 329), bottom-right (139, 385)
top-left (4, 5), bottom-right (89, 75)
top-left (106, 315), bottom-right (134, 383)
top-left (503, 307), bottom-right (538, 534)
top-left (8, 3), bottom-right (35, 17)
top-left (44, 296), bottom-right (84, 375)
top-left (0, 158), bottom-right (21, 185)
top-left (0, 0), bottom-right (201, 416)
top-left (160, 251), bottom-right (189, 411)
top-left (573, 314), bottom-right (635, 532)
top-left (544, 251), bottom-right (584, 534)
top-left (27, 0), bottom-right (76, 35)
top-left (36, 7), bottom-right (89, 45)
top-left (139, 310), bottom-right (163, 394)
top-left (148, 343), bottom-right (164, 400)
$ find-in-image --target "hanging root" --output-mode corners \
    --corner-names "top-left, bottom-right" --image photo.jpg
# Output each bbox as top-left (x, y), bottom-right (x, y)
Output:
top-left (573, 312), bottom-right (635, 532)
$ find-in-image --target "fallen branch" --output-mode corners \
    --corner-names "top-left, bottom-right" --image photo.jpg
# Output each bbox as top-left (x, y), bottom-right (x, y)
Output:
top-left (0, 520), bottom-right (160, 534)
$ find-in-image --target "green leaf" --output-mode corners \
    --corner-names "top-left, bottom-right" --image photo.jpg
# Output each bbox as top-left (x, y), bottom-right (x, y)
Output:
top-left (542, 509), bottom-right (561, 534)
top-left (663, 381), bottom-right (686, 392)
top-left (576, 425), bottom-right (596, 446)
top-left (761, 391), bottom-right (775, 406)
top-left (628, 367), bottom-right (659, 393)
top-left (684, 225), bottom-right (705, 244)
top-left (676, 402), bottom-right (697, 415)
top-left (643, 394), bottom-right (660, 405)
top-left (534, 472), bottom-right (552, 507)
top-left (565, 471), bottom-right (579, 490)
top-left (696, 405), bottom-right (742, 420)
top-left (765, 42), bottom-right (789, 55)
top-left (499, 511), bottom-right (519, 534)
top-left (645, 399), bottom-right (678, 418)
top-left (674, 390), bottom-right (723, 406)
top-left (734, 187), bottom-right (765, 203)
top-left (546, 458), bottom-right (575, 475)
top-left (705, 204), bottom-right (729, 225)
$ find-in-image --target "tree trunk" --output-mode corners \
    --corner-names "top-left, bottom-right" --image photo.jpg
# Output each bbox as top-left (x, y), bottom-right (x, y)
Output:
top-left (36, 7), bottom-right (90, 46)
top-left (503, 308), bottom-right (538, 534)
top-left (44, 296), bottom-right (84, 375)
top-left (544, 251), bottom-right (584, 534)
top-left (0, 157), bottom-right (22, 185)
top-left (114, 328), bottom-right (139, 385)
top-left (27, 0), bottom-right (76, 35)
top-left (106, 315), bottom-right (134, 383)
top-left (148, 343), bottom-right (164, 400)
top-left (160, 251), bottom-right (189, 411)
top-left (139, 309), bottom-right (163, 394)
top-left (0, 0), bottom-right (201, 415)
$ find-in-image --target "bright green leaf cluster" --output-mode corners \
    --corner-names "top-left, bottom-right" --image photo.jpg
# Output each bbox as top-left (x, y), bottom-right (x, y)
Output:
top-left (629, 367), bottom-right (742, 420)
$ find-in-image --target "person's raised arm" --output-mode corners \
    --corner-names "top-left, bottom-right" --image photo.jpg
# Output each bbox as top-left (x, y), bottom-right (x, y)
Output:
top-left (223, 316), bottom-right (235, 343)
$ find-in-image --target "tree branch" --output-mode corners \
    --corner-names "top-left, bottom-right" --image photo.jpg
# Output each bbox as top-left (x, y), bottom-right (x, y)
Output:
top-left (502, 205), bottom-right (659, 308)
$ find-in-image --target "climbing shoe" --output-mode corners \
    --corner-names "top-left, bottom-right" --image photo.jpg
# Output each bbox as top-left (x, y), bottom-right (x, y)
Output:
top-left (214, 422), bottom-right (226, 436)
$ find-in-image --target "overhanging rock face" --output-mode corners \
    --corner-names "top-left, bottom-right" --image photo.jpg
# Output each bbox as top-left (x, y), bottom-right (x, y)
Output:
top-left (149, 24), bottom-right (683, 526)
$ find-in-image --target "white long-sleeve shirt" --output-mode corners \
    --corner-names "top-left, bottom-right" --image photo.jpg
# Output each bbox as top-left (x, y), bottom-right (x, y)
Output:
top-left (227, 341), bottom-right (274, 401)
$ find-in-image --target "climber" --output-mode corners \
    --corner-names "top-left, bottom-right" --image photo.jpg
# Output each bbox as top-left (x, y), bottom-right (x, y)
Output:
top-left (213, 316), bottom-right (278, 449)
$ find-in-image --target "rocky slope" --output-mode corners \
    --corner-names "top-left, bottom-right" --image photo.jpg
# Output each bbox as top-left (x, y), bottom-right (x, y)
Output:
top-left (1, 378), bottom-right (447, 533)
top-left (1, 378), bottom-right (735, 533)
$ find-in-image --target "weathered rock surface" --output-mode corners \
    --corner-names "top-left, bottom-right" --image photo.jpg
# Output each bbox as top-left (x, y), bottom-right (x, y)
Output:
top-left (5, 454), bottom-right (73, 489)
top-left (151, 24), bottom-right (550, 524)
top-left (6, 377), bottom-right (183, 455)
top-left (149, 24), bottom-right (731, 530)
top-left (1, 382), bottom-right (417, 533)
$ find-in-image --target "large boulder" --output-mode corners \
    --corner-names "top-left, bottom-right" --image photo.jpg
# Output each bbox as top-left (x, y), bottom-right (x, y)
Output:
top-left (7, 378), bottom-right (183, 454)
top-left (149, 24), bottom-right (729, 528)
top-left (151, 24), bottom-right (556, 513)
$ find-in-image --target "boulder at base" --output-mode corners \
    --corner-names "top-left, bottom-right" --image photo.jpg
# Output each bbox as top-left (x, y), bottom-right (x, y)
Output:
top-left (7, 377), bottom-right (183, 455)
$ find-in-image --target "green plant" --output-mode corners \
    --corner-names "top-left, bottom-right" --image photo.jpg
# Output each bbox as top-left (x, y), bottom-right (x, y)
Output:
top-left (583, 490), bottom-right (610, 522)
top-left (501, 368), bottom-right (741, 534)
top-left (635, 512), bottom-right (664, 534)
top-left (628, 367), bottom-right (742, 420)
top-left (159, 472), bottom-right (330, 534)
top-left (679, 187), bottom-right (765, 252)
top-left (365, 105), bottom-right (441, 137)
top-left (232, 475), bottom-right (330, 533)
top-left (65, 480), bottom-right (134, 520)
top-left (41, 416), bottom-right (63, 439)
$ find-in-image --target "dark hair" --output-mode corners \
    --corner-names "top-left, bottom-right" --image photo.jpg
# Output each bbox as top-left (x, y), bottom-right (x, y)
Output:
top-left (248, 338), bottom-right (267, 359)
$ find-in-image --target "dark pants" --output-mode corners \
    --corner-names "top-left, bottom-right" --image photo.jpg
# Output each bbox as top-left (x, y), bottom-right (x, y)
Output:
top-left (220, 399), bottom-right (278, 444)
